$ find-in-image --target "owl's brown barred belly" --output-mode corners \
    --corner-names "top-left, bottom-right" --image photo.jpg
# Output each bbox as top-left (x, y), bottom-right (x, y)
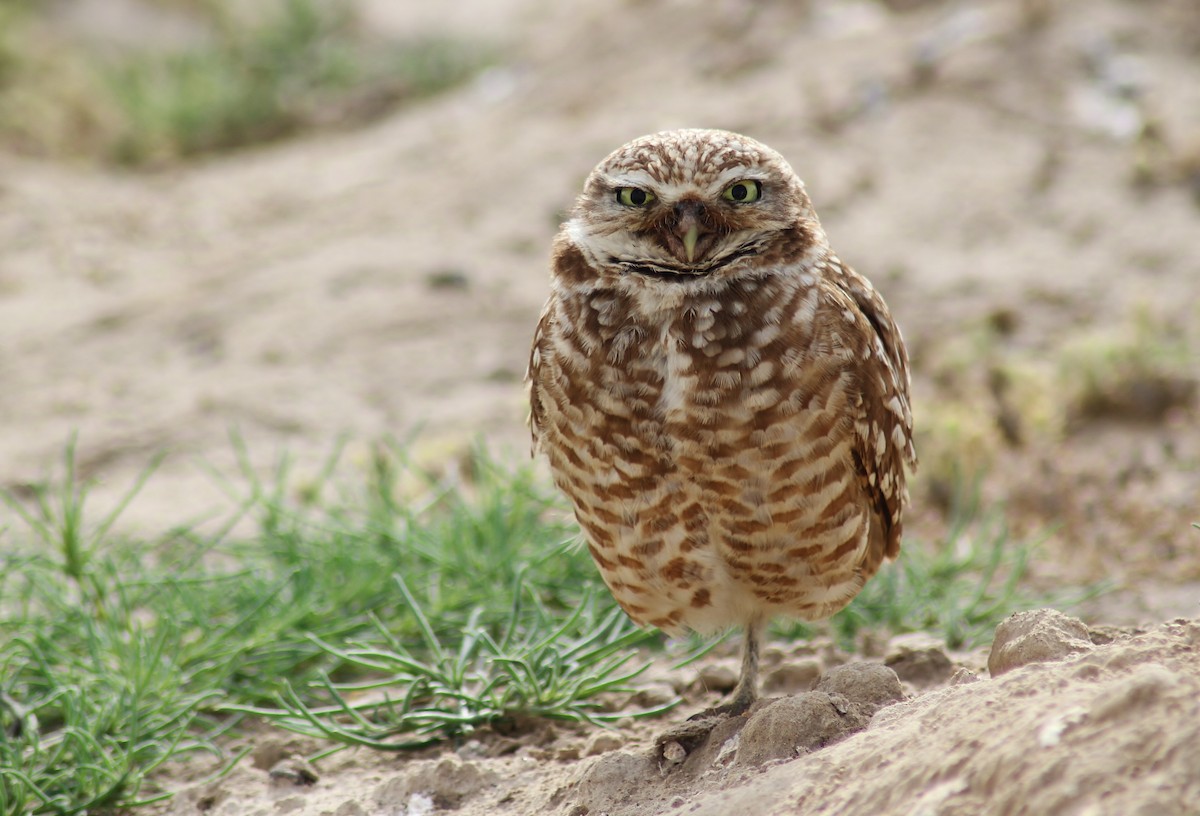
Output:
top-left (539, 279), bottom-right (875, 637)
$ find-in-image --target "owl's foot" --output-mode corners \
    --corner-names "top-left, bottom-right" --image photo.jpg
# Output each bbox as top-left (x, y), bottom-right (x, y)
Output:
top-left (687, 691), bottom-right (755, 721)
top-left (653, 698), bottom-right (754, 768)
top-left (655, 623), bottom-right (762, 767)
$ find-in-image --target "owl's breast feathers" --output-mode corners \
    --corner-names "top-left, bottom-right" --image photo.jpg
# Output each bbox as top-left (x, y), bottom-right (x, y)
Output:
top-left (528, 235), bottom-right (914, 627)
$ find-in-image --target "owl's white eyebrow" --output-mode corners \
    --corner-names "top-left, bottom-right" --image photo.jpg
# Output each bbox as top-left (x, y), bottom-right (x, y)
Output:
top-left (605, 172), bottom-right (657, 188)
top-left (711, 167), bottom-right (769, 187)
top-left (601, 169), bottom-right (769, 203)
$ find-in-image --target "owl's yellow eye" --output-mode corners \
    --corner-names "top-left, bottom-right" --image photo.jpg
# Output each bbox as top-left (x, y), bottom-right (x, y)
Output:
top-left (722, 180), bottom-right (762, 203)
top-left (616, 187), bottom-right (655, 207)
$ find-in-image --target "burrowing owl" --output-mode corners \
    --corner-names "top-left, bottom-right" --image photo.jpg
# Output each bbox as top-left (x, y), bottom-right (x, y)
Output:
top-left (527, 129), bottom-right (915, 715)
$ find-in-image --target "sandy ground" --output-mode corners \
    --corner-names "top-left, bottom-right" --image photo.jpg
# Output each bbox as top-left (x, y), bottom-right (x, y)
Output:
top-left (2, 0), bottom-right (1200, 813)
top-left (159, 610), bottom-right (1200, 816)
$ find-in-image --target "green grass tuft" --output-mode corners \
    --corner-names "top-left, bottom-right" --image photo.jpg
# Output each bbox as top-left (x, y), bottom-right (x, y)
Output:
top-left (0, 0), bottom-right (491, 165)
top-left (0, 437), bottom-right (659, 809)
top-left (233, 579), bottom-right (670, 752)
top-left (1057, 307), bottom-right (1197, 426)
top-left (106, 0), bottom-right (488, 165)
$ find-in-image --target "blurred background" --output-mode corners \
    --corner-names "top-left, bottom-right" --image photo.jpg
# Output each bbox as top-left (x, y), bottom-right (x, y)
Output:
top-left (1, 0), bottom-right (1197, 619)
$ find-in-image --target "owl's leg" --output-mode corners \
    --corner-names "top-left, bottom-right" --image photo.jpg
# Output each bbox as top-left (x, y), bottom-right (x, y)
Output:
top-left (683, 618), bottom-right (763, 720)
top-left (654, 619), bottom-right (765, 766)
top-left (726, 618), bottom-right (764, 715)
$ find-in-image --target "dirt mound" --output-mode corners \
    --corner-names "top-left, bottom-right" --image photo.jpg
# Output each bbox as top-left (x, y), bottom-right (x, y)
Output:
top-left (655, 614), bottom-right (1200, 815)
top-left (160, 611), bottom-right (1200, 815)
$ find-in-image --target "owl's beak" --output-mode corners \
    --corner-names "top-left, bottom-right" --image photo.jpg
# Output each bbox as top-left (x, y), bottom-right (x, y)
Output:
top-left (672, 200), bottom-right (708, 263)
top-left (682, 224), bottom-right (700, 263)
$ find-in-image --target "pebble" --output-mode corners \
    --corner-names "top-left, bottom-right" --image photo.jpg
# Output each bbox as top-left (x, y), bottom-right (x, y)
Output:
top-left (816, 662), bottom-right (906, 714)
top-left (584, 731), bottom-right (625, 757)
top-left (763, 657), bottom-right (823, 694)
top-left (697, 661), bottom-right (739, 693)
top-left (661, 741), bottom-right (687, 765)
top-left (884, 632), bottom-right (954, 688)
top-left (988, 609), bottom-right (1094, 677)
top-left (633, 682), bottom-right (678, 708)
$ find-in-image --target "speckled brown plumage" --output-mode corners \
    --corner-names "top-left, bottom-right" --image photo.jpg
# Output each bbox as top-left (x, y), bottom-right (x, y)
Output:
top-left (527, 129), bottom-right (916, 713)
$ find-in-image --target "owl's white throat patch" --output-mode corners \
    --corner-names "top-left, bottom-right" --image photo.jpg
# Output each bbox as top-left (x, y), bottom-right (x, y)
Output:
top-left (614, 240), bottom-right (760, 282)
top-left (621, 262), bottom-right (707, 282)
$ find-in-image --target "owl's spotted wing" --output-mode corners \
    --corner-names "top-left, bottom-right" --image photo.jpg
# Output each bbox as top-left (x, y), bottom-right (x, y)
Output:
top-left (526, 297), bottom-right (555, 457)
top-left (828, 258), bottom-right (917, 563)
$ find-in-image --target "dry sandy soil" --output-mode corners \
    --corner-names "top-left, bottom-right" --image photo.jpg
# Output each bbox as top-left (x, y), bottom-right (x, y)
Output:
top-left (2, 0), bottom-right (1200, 813)
top-left (161, 610), bottom-right (1200, 816)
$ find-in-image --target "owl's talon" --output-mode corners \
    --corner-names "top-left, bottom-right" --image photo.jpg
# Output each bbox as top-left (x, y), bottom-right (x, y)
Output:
top-left (685, 701), bottom-right (748, 722)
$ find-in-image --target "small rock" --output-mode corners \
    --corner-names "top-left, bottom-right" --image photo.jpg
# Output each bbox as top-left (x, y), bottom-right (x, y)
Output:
top-left (661, 740), bottom-right (687, 765)
top-left (816, 662), bottom-right (906, 714)
top-left (763, 657), bottom-right (823, 694)
top-left (455, 739), bottom-right (488, 760)
top-left (268, 757), bottom-right (318, 787)
top-left (735, 692), bottom-right (869, 766)
top-left (884, 633), bottom-right (954, 688)
top-left (760, 644), bottom-right (788, 668)
top-left (697, 661), bottom-right (739, 693)
top-left (402, 793), bottom-right (436, 816)
top-left (950, 667), bottom-right (979, 685)
top-left (555, 745), bottom-right (582, 761)
top-left (988, 609), bottom-right (1094, 677)
top-left (584, 731), bottom-right (625, 757)
top-left (632, 682), bottom-right (677, 708)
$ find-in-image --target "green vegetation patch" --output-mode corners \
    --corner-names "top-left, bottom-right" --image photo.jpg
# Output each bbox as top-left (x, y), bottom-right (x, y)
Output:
top-left (1057, 307), bottom-right (1197, 427)
top-left (0, 438), bottom-right (658, 812)
top-left (0, 0), bottom-right (490, 165)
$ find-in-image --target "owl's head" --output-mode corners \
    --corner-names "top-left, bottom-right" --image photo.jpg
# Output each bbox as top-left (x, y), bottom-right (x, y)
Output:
top-left (561, 129), bottom-right (825, 287)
